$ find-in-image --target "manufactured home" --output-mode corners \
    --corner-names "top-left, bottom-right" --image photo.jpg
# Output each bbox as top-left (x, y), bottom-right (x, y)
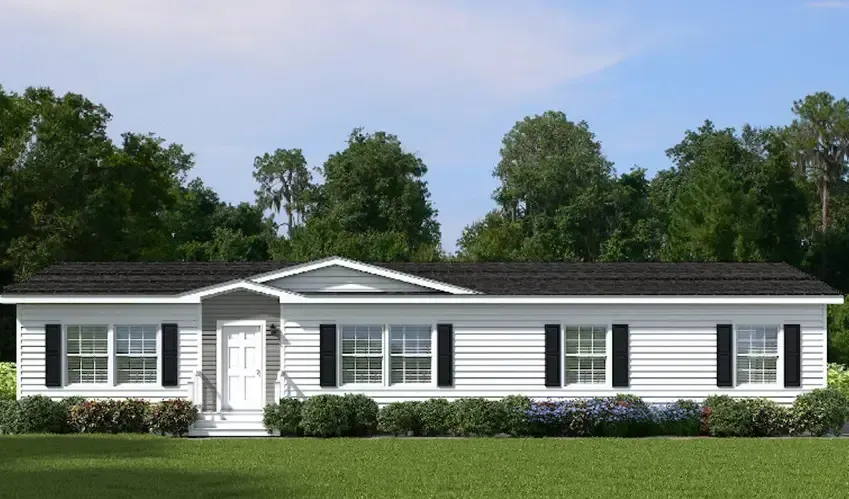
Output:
top-left (0, 258), bottom-right (841, 436)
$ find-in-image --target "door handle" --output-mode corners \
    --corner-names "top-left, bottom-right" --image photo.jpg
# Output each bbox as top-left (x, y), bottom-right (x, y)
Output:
top-left (256, 369), bottom-right (261, 377)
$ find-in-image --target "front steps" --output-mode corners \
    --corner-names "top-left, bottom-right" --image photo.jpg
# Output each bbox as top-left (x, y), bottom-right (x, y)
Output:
top-left (189, 411), bottom-right (272, 437)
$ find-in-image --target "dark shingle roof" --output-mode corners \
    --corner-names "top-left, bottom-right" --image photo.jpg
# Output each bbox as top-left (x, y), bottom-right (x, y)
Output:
top-left (1, 261), bottom-right (839, 296)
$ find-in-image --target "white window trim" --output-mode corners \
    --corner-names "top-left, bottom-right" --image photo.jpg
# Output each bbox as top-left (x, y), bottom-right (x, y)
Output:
top-left (338, 323), bottom-right (437, 389)
top-left (733, 323), bottom-right (783, 388)
top-left (64, 324), bottom-right (110, 387)
top-left (561, 324), bottom-right (612, 390)
top-left (114, 324), bottom-right (162, 386)
top-left (60, 322), bottom-right (168, 390)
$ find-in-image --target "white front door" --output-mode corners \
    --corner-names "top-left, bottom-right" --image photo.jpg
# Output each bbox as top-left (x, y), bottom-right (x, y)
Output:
top-left (223, 325), bottom-right (263, 410)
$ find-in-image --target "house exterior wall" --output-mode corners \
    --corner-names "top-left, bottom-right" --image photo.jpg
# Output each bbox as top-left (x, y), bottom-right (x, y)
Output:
top-left (265, 265), bottom-right (431, 293)
top-left (281, 303), bottom-right (827, 405)
top-left (14, 300), bottom-right (829, 407)
top-left (16, 303), bottom-right (199, 400)
top-left (201, 291), bottom-right (280, 411)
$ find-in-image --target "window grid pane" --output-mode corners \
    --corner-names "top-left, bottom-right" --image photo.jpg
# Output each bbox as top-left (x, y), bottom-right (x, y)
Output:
top-left (116, 325), bottom-right (158, 385)
top-left (565, 326), bottom-right (606, 385)
top-left (341, 325), bottom-right (383, 384)
top-left (66, 325), bottom-right (108, 384)
top-left (736, 325), bottom-right (779, 385)
top-left (389, 325), bottom-right (431, 384)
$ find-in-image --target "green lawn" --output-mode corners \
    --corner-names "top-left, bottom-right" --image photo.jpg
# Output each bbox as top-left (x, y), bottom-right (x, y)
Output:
top-left (2, 436), bottom-right (849, 498)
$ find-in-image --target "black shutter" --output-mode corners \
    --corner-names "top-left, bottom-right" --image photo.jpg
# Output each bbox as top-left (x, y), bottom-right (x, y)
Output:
top-left (319, 324), bottom-right (337, 387)
top-left (437, 324), bottom-right (454, 387)
top-left (612, 324), bottom-right (629, 388)
top-left (544, 324), bottom-right (561, 387)
top-left (161, 323), bottom-right (179, 387)
top-left (45, 324), bottom-right (62, 387)
top-left (784, 324), bottom-right (801, 388)
top-left (716, 324), bottom-right (733, 387)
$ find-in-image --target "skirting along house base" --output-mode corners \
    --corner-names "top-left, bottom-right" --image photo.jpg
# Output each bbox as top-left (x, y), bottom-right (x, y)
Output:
top-left (1, 258), bottom-right (842, 436)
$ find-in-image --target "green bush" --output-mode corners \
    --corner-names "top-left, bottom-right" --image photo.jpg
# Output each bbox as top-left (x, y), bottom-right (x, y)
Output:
top-left (791, 388), bottom-right (849, 436)
top-left (301, 395), bottom-right (349, 437)
top-left (378, 401), bottom-right (421, 436)
top-left (744, 399), bottom-right (791, 437)
top-left (0, 362), bottom-right (15, 401)
top-left (12, 395), bottom-right (66, 434)
top-left (57, 396), bottom-right (87, 434)
top-left (827, 363), bottom-right (849, 400)
top-left (263, 398), bottom-right (303, 436)
top-left (149, 399), bottom-right (198, 437)
top-left (450, 398), bottom-right (506, 437)
top-left (500, 395), bottom-right (531, 436)
top-left (416, 398), bottom-right (452, 436)
top-left (342, 394), bottom-right (379, 437)
top-left (0, 399), bottom-right (16, 434)
top-left (704, 395), bottom-right (752, 437)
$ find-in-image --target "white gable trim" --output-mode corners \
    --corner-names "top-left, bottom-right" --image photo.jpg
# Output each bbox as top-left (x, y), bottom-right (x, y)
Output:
top-left (250, 256), bottom-right (480, 295)
top-left (179, 280), bottom-right (308, 301)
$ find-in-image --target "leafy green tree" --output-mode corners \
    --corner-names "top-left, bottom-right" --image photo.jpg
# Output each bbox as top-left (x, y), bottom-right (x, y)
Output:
top-left (600, 168), bottom-right (662, 261)
top-left (253, 148), bottom-right (313, 237)
top-left (789, 92), bottom-right (849, 234)
top-left (459, 111), bottom-right (617, 261)
top-left (292, 128), bottom-right (441, 261)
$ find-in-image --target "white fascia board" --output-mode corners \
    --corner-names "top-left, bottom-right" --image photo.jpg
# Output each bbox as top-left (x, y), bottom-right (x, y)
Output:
top-left (0, 295), bottom-right (197, 304)
top-left (0, 281), bottom-right (308, 304)
top-left (249, 256), bottom-right (480, 295)
top-left (278, 294), bottom-right (845, 305)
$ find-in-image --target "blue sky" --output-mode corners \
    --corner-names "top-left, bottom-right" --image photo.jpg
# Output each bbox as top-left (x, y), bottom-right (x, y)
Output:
top-left (2, 0), bottom-right (848, 252)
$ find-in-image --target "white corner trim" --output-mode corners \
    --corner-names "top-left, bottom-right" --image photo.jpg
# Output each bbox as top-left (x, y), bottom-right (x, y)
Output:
top-left (249, 256), bottom-right (480, 295)
top-left (179, 280), bottom-right (308, 301)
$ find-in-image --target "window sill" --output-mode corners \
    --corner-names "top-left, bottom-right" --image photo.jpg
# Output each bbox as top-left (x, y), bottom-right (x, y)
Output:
top-left (58, 384), bottom-right (181, 391)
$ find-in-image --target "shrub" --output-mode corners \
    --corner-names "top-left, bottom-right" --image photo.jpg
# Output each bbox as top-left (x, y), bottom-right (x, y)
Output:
top-left (301, 395), bottom-right (349, 437)
top-left (744, 398), bottom-right (791, 437)
top-left (342, 394), bottom-right (379, 437)
top-left (651, 400), bottom-right (701, 436)
top-left (791, 387), bottom-right (849, 436)
top-left (0, 399), bottom-right (16, 434)
top-left (68, 400), bottom-right (116, 433)
top-left (263, 398), bottom-right (303, 436)
top-left (704, 395), bottom-right (752, 437)
top-left (12, 395), bottom-right (65, 434)
top-left (450, 398), bottom-right (506, 437)
top-left (378, 401), bottom-right (421, 436)
top-left (416, 398), bottom-right (452, 436)
top-left (500, 395), bottom-right (531, 436)
top-left (827, 363), bottom-right (849, 401)
top-left (149, 399), bottom-right (198, 437)
top-left (0, 362), bottom-right (15, 401)
top-left (525, 400), bottom-right (569, 437)
top-left (699, 407), bottom-right (712, 435)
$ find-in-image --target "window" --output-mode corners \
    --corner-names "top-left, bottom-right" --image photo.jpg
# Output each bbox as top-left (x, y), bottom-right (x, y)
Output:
top-left (565, 325), bottom-right (606, 384)
top-left (389, 325), bottom-right (432, 384)
top-left (737, 325), bottom-right (779, 384)
top-left (116, 325), bottom-right (158, 384)
top-left (341, 325), bottom-right (383, 384)
top-left (66, 325), bottom-right (109, 384)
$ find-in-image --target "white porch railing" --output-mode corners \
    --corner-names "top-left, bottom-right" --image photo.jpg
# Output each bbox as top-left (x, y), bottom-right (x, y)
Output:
top-left (189, 370), bottom-right (203, 406)
top-left (273, 370), bottom-right (285, 402)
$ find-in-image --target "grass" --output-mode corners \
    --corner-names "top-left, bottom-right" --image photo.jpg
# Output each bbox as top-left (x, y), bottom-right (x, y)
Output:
top-left (2, 436), bottom-right (849, 498)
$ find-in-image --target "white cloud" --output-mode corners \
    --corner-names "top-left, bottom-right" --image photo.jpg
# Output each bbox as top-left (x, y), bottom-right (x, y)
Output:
top-left (0, 0), bottom-right (642, 99)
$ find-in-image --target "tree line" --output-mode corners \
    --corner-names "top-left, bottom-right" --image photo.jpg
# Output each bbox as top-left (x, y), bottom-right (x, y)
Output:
top-left (1, 85), bottom-right (848, 362)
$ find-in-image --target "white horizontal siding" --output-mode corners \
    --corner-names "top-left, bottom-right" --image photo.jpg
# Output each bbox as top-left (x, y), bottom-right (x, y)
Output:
top-left (17, 304), bottom-right (200, 401)
top-left (267, 265), bottom-right (430, 293)
top-left (281, 303), bottom-right (827, 405)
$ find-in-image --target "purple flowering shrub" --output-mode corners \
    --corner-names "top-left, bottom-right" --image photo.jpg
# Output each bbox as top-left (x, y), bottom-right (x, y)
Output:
top-left (524, 396), bottom-right (701, 437)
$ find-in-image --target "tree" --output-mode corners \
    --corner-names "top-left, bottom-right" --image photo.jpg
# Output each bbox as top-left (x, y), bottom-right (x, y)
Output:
top-left (459, 111), bottom-right (617, 261)
top-left (600, 168), bottom-right (662, 262)
top-left (789, 92), bottom-right (849, 234)
top-left (292, 128), bottom-right (441, 261)
top-left (253, 148), bottom-right (313, 237)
